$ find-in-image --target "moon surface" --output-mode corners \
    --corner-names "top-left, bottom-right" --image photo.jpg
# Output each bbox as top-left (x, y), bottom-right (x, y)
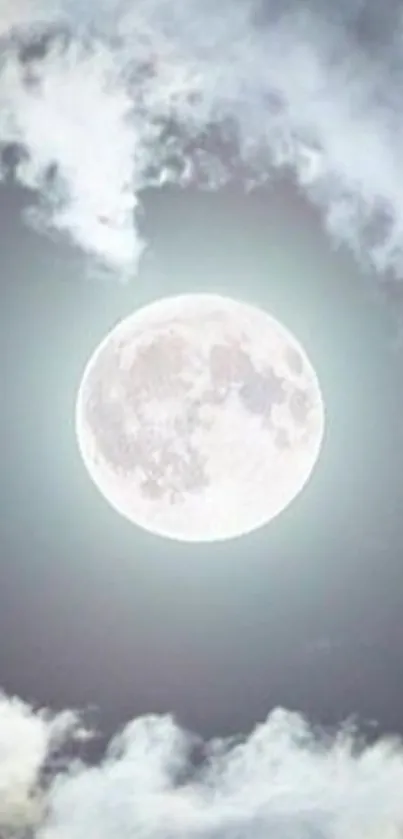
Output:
top-left (75, 294), bottom-right (325, 542)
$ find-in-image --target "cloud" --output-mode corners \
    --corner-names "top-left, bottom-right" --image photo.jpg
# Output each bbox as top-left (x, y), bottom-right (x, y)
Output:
top-left (0, 0), bottom-right (32, 35)
top-left (0, 0), bottom-right (62, 38)
top-left (0, 689), bottom-right (402, 839)
top-left (0, 38), bottom-right (146, 272)
top-left (0, 691), bottom-right (86, 835)
top-left (1, 0), bottom-right (403, 279)
top-left (0, 0), bottom-right (40, 36)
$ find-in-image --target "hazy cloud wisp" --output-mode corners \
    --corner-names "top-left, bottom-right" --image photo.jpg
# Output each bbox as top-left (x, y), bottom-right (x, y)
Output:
top-left (1, 0), bottom-right (403, 278)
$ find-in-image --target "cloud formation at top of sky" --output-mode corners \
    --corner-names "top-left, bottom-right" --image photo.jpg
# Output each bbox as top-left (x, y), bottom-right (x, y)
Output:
top-left (0, 689), bottom-right (402, 839)
top-left (1, 0), bottom-right (403, 279)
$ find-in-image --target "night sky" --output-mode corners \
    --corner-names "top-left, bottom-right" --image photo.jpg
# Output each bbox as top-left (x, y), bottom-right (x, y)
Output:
top-left (3, 2), bottom-right (403, 835)
top-left (3, 173), bottom-right (403, 744)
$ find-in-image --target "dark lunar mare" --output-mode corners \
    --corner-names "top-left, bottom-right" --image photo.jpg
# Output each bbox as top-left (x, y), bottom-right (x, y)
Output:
top-left (82, 333), bottom-right (313, 506)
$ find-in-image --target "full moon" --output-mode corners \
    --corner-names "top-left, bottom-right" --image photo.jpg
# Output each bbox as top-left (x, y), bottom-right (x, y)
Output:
top-left (75, 294), bottom-right (325, 542)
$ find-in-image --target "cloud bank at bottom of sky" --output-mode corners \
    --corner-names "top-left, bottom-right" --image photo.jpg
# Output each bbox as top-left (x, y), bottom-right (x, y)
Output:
top-left (0, 688), bottom-right (403, 839)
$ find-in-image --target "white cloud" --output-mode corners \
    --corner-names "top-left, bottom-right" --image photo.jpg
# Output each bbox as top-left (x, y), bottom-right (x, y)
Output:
top-left (0, 691), bottom-right (84, 836)
top-left (1, 0), bottom-right (403, 279)
top-left (0, 0), bottom-right (38, 35)
top-left (0, 36), bottom-right (145, 274)
top-left (0, 690), bottom-right (403, 839)
top-left (0, 0), bottom-right (62, 36)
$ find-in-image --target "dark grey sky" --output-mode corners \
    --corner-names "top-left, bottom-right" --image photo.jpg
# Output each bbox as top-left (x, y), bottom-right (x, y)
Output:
top-left (2, 171), bottom-right (403, 746)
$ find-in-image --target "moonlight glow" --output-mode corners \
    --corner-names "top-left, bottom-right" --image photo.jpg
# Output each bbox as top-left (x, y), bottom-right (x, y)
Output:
top-left (75, 294), bottom-right (325, 542)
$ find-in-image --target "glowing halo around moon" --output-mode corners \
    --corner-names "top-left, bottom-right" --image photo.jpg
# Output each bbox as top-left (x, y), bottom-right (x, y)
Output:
top-left (75, 294), bottom-right (325, 542)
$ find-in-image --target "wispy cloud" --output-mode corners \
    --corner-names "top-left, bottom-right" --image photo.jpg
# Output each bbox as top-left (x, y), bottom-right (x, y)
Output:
top-left (0, 0), bottom-right (402, 279)
top-left (0, 689), bottom-right (402, 839)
